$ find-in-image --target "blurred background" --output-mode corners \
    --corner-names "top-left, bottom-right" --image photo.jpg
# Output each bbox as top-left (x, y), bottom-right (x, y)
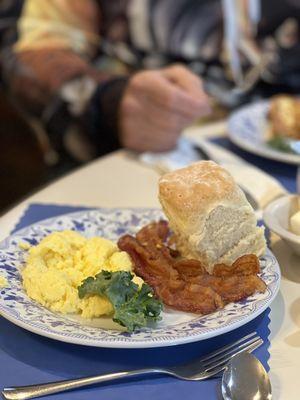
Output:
top-left (0, 0), bottom-right (75, 213)
top-left (0, 0), bottom-right (299, 213)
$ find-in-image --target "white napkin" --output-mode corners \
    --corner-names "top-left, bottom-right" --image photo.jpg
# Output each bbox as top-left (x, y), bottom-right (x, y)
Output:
top-left (140, 137), bottom-right (287, 210)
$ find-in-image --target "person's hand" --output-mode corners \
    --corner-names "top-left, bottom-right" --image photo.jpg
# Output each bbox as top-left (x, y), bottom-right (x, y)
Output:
top-left (119, 64), bottom-right (211, 152)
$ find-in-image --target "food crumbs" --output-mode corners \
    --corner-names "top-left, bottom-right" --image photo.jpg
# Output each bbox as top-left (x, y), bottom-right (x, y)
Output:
top-left (0, 276), bottom-right (8, 288)
top-left (19, 242), bottom-right (31, 250)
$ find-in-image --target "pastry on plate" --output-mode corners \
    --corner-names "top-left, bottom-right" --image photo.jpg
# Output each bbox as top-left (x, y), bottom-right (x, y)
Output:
top-left (158, 160), bottom-right (266, 273)
top-left (268, 95), bottom-right (300, 140)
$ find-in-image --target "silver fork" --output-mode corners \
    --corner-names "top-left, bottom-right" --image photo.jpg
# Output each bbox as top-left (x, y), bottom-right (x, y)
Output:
top-left (2, 332), bottom-right (263, 400)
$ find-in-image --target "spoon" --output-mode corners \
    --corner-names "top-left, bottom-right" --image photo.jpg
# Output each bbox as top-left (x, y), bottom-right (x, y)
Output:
top-left (222, 352), bottom-right (272, 400)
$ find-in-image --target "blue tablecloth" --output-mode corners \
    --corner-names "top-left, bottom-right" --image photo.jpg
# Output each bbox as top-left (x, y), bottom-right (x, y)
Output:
top-left (0, 202), bottom-right (272, 400)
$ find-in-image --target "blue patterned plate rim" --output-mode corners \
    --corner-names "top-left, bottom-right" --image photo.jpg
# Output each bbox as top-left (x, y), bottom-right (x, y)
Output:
top-left (228, 100), bottom-right (300, 165)
top-left (0, 208), bottom-right (281, 348)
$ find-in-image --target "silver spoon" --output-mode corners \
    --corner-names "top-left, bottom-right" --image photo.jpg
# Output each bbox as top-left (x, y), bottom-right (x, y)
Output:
top-left (222, 352), bottom-right (272, 400)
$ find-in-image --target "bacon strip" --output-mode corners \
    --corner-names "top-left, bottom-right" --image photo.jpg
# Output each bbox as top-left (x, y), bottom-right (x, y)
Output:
top-left (118, 221), bottom-right (266, 315)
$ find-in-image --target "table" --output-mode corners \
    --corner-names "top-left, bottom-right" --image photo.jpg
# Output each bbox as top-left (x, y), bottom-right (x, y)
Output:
top-left (1, 124), bottom-right (300, 399)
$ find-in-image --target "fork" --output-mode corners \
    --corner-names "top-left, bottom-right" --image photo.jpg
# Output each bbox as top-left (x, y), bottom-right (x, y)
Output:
top-left (2, 332), bottom-right (263, 400)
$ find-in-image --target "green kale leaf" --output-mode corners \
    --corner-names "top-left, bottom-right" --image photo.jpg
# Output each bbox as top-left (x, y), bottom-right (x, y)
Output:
top-left (78, 271), bottom-right (162, 332)
top-left (267, 136), bottom-right (296, 154)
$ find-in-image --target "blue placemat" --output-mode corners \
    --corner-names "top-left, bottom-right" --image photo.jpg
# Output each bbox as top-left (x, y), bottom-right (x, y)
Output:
top-left (0, 203), bottom-right (271, 400)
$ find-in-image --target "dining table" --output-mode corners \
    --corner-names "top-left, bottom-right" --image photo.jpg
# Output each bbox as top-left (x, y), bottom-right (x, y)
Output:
top-left (0, 121), bottom-right (299, 400)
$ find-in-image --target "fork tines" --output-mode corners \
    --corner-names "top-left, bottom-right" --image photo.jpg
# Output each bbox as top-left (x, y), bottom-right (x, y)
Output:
top-left (201, 331), bottom-right (260, 363)
top-left (173, 331), bottom-right (264, 381)
top-left (201, 332), bottom-right (263, 373)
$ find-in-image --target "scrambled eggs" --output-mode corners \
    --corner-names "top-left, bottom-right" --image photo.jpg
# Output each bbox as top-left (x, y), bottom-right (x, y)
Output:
top-left (22, 230), bottom-right (141, 318)
top-left (0, 276), bottom-right (7, 288)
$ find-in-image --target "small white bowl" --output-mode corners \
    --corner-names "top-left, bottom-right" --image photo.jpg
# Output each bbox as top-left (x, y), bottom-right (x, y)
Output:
top-left (263, 194), bottom-right (300, 255)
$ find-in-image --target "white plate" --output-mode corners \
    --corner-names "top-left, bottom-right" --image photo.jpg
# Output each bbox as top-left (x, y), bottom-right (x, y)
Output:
top-left (0, 208), bottom-right (280, 348)
top-left (228, 100), bottom-right (300, 165)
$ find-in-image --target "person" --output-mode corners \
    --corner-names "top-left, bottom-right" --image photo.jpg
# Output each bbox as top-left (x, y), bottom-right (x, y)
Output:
top-left (1, 0), bottom-right (300, 163)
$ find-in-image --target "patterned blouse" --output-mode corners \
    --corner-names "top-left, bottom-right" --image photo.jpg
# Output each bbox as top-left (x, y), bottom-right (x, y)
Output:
top-left (1, 0), bottom-right (300, 160)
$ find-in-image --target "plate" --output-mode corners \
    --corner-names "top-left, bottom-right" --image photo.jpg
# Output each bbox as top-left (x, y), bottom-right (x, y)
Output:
top-left (0, 208), bottom-right (280, 348)
top-left (228, 100), bottom-right (300, 165)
